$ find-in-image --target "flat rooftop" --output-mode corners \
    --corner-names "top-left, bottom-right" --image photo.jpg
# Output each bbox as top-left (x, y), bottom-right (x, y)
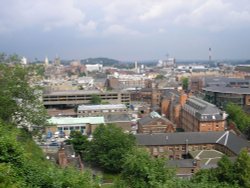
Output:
top-left (78, 104), bottom-right (127, 111)
top-left (48, 116), bottom-right (105, 125)
top-left (43, 90), bottom-right (129, 96)
top-left (203, 86), bottom-right (250, 94)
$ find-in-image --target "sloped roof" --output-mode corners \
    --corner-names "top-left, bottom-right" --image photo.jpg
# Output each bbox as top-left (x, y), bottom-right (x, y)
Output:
top-left (135, 131), bottom-right (250, 155)
top-left (138, 111), bottom-right (172, 125)
top-left (104, 113), bottom-right (131, 122)
top-left (183, 96), bottom-right (225, 121)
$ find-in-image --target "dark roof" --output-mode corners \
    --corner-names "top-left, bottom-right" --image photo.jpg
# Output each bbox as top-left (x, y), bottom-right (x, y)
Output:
top-left (135, 131), bottom-right (250, 155)
top-left (162, 89), bottom-right (180, 99)
top-left (203, 86), bottom-right (250, 94)
top-left (183, 96), bottom-right (225, 121)
top-left (168, 159), bottom-right (196, 168)
top-left (104, 113), bottom-right (131, 122)
top-left (204, 77), bottom-right (250, 87)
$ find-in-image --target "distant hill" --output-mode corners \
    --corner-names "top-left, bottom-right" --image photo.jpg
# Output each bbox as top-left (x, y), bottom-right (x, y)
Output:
top-left (81, 57), bottom-right (120, 66)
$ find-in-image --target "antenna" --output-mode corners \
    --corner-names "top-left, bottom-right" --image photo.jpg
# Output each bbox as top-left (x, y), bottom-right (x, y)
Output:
top-left (209, 48), bottom-right (212, 61)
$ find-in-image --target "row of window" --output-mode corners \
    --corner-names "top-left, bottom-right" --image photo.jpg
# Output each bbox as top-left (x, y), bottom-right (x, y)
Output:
top-left (152, 145), bottom-right (213, 153)
top-left (58, 126), bottom-right (85, 131)
top-left (78, 109), bottom-right (127, 113)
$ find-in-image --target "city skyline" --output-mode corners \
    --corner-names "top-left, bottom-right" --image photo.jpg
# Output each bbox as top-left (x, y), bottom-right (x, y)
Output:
top-left (1, 0), bottom-right (250, 61)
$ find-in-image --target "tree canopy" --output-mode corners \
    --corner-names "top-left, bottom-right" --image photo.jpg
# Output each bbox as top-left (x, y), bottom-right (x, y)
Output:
top-left (90, 94), bottom-right (102, 104)
top-left (226, 103), bottom-right (250, 138)
top-left (0, 64), bottom-right (48, 130)
top-left (181, 77), bottom-right (189, 91)
top-left (0, 122), bottom-right (99, 188)
top-left (191, 150), bottom-right (250, 188)
top-left (120, 147), bottom-right (174, 188)
top-left (83, 124), bottom-right (136, 173)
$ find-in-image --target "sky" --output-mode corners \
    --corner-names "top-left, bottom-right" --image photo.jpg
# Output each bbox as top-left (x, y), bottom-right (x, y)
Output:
top-left (0, 0), bottom-right (250, 61)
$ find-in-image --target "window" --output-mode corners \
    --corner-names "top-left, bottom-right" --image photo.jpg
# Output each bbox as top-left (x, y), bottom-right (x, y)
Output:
top-left (64, 127), bottom-right (69, 130)
top-left (159, 147), bottom-right (164, 153)
top-left (182, 146), bottom-right (186, 151)
top-left (153, 147), bottom-right (158, 153)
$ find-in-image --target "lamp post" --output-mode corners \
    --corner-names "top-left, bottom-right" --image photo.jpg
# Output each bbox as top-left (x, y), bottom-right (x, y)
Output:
top-left (185, 139), bottom-right (189, 158)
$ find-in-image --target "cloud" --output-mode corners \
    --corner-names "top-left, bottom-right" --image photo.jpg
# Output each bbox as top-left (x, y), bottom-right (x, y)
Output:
top-left (0, 0), bottom-right (85, 32)
top-left (78, 21), bottom-right (97, 35)
top-left (0, 0), bottom-right (250, 36)
top-left (103, 24), bottom-right (140, 36)
top-left (174, 0), bottom-right (250, 31)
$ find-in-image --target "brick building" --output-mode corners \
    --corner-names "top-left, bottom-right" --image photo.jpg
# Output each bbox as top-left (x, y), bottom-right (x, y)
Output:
top-left (161, 90), bottom-right (188, 128)
top-left (137, 111), bottom-right (175, 134)
top-left (135, 131), bottom-right (250, 160)
top-left (161, 90), bottom-right (226, 132)
top-left (181, 96), bottom-right (227, 132)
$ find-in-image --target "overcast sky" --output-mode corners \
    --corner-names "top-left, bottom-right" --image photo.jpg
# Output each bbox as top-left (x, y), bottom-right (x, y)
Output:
top-left (1, 0), bottom-right (250, 61)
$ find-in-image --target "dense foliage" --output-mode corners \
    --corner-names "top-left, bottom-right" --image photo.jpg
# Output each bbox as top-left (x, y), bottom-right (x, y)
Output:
top-left (0, 122), bottom-right (99, 188)
top-left (0, 64), bottom-right (48, 130)
top-left (66, 130), bottom-right (89, 157)
top-left (226, 103), bottom-right (250, 138)
top-left (192, 150), bottom-right (250, 188)
top-left (84, 124), bottom-right (136, 173)
top-left (181, 77), bottom-right (189, 91)
top-left (120, 148), bottom-right (174, 188)
top-left (0, 61), bottom-right (98, 187)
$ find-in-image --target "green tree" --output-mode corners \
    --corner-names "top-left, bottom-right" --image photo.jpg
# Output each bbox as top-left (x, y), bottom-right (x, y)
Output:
top-left (233, 149), bottom-right (250, 187)
top-left (0, 64), bottom-right (48, 129)
top-left (120, 147), bottom-right (174, 188)
top-left (155, 74), bottom-right (165, 80)
top-left (0, 121), bottom-right (99, 188)
top-left (67, 130), bottom-right (89, 157)
top-left (85, 124), bottom-right (135, 173)
top-left (226, 103), bottom-right (250, 138)
top-left (90, 94), bottom-right (102, 104)
top-left (216, 155), bottom-right (234, 183)
top-left (181, 77), bottom-right (189, 91)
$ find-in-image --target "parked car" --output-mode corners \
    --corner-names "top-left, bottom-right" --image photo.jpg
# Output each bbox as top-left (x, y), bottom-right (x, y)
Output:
top-left (49, 142), bottom-right (59, 147)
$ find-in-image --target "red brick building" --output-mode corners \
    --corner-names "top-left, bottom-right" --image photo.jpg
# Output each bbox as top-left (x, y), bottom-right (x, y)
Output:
top-left (137, 111), bottom-right (175, 134)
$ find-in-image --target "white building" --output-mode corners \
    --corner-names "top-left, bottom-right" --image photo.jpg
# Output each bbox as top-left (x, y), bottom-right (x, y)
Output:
top-left (85, 64), bottom-right (103, 72)
top-left (77, 104), bottom-right (127, 117)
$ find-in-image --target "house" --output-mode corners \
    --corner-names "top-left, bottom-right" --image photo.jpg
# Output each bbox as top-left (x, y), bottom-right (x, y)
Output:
top-left (137, 111), bottom-right (175, 134)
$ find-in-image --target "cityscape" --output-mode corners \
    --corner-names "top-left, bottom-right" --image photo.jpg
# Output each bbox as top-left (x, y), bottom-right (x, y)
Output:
top-left (0, 0), bottom-right (250, 188)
